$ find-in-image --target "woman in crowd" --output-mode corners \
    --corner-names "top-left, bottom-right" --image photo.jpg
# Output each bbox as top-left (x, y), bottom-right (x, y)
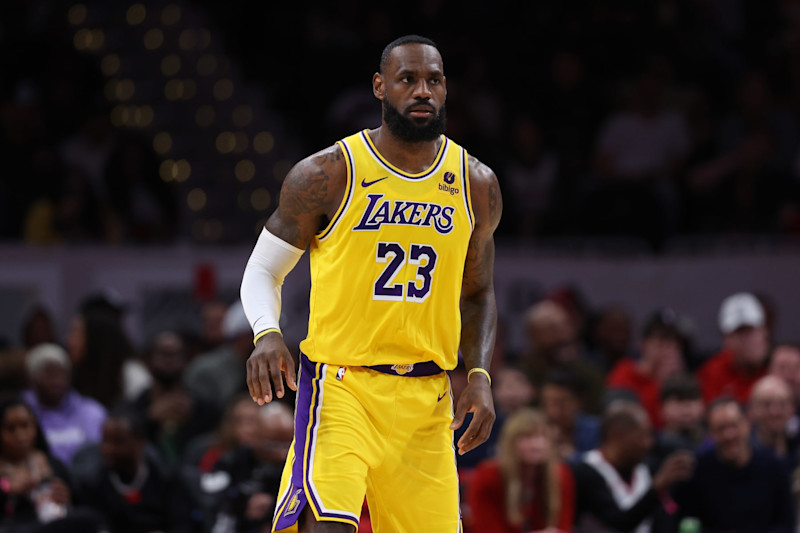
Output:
top-left (66, 311), bottom-right (148, 408)
top-left (468, 408), bottom-right (575, 533)
top-left (0, 396), bottom-right (98, 532)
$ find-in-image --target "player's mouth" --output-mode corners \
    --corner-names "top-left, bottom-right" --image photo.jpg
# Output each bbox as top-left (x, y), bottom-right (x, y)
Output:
top-left (408, 105), bottom-right (435, 118)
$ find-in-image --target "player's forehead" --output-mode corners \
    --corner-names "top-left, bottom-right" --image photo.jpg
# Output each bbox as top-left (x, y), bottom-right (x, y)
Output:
top-left (385, 43), bottom-right (443, 75)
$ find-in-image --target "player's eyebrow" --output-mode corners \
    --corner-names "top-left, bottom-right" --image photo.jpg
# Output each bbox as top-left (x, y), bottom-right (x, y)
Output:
top-left (397, 67), bottom-right (443, 77)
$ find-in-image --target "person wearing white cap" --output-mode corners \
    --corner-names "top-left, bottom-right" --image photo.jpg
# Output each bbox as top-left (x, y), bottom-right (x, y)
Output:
top-left (182, 301), bottom-right (255, 412)
top-left (21, 343), bottom-right (107, 465)
top-left (696, 293), bottom-right (770, 404)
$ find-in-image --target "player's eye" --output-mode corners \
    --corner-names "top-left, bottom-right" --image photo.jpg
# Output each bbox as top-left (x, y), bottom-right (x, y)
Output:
top-left (401, 76), bottom-right (413, 83)
top-left (430, 78), bottom-right (441, 85)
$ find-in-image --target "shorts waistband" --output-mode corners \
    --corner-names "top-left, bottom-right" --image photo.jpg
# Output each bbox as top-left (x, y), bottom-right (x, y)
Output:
top-left (365, 361), bottom-right (444, 377)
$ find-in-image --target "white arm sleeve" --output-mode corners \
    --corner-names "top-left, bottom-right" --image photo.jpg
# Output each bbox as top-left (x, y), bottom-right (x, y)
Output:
top-left (240, 228), bottom-right (304, 338)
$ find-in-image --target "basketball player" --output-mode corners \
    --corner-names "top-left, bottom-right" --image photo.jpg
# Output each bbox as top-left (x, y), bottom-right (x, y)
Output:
top-left (240, 35), bottom-right (502, 533)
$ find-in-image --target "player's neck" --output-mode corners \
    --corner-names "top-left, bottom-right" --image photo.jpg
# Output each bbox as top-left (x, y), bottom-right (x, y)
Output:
top-left (369, 126), bottom-right (442, 174)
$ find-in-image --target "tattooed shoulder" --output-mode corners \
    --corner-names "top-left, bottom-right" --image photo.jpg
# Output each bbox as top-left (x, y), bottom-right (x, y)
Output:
top-left (280, 144), bottom-right (347, 218)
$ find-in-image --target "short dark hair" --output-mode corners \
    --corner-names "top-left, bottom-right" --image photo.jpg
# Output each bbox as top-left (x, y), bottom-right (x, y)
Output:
top-left (642, 307), bottom-right (684, 343)
top-left (706, 395), bottom-right (743, 425)
top-left (379, 35), bottom-right (439, 73)
top-left (600, 400), bottom-right (646, 443)
top-left (660, 374), bottom-right (702, 403)
top-left (107, 405), bottom-right (148, 439)
top-left (542, 368), bottom-right (584, 397)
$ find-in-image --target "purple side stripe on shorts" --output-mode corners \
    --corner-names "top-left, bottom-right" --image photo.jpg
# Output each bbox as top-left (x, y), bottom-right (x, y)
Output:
top-left (272, 355), bottom-right (315, 530)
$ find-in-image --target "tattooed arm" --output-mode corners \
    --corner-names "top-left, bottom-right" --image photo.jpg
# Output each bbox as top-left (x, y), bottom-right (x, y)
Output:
top-left (246, 145), bottom-right (347, 404)
top-left (450, 155), bottom-right (502, 455)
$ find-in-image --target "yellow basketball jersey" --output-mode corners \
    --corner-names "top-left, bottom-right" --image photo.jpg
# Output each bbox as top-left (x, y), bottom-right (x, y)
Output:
top-left (298, 130), bottom-right (474, 371)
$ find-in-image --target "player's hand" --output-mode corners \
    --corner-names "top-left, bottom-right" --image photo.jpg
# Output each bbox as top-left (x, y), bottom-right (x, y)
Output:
top-left (246, 331), bottom-right (297, 405)
top-left (450, 373), bottom-right (495, 455)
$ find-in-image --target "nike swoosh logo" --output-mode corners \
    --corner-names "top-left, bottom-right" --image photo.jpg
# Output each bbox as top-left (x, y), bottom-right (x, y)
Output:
top-left (438, 392), bottom-right (447, 402)
top-left (362, 177), bottom-right (388, 187)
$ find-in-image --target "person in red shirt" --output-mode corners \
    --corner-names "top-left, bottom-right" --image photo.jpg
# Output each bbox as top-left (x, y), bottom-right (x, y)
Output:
top-left (697, 292), bottom-right (770, 404)
top-left (468, 408), bottom-right (574, 533)
top-left (606, 309), bottom-right (687, 428)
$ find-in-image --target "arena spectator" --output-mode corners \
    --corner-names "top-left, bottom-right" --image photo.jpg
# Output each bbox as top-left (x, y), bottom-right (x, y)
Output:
top-left (494, 365), bottom-right (536, 420)
top-left (199, 299), bottom-right (229, 354)
top-left (183, 301), bottom-right (253, 412)
top-left (202, 401), bottom-right (293, 533)
top-left (77, 408), bottom-right (195, 533)
top-left (673, 397), bottom-right (795, 532)
top-left (21, 343), bottom-right (106, 465)
top-left (66, 311), bottom-right (138, 409)
top-left (748, 375), bottom-right (799, 466)
top-left (502, 116), bottom-right (560, 238)
top-left (127, 331), bottom-right (219, 464)
top-left (186, 394), bottom-right (262, 473)
top-left (522, 300), bottom-right (604, 414)
top-left (102, 135), bottom-right (178, 244)
top-left (606, 308), bottom-right (687, 428)
top-left (648, 375), bottom-right (706, 471)
top-left (583, 69), bottom-right (689, 248)
top-left (19, 305), bottom-right (57, 350)
top-left (0, 396), bottom-right (100, 532)
top-left (768, 344), bottom-right (800, 412)
top-left (587, 305), bottom-right (633, 372)
top-left (697, 292), bottom-right (770, 404)
top-left (540, 369), bottom-right (600, 462)
top-left (469, 408), bottom-right (574, 533)
top-left (573, 401), bottom-right (694, 533)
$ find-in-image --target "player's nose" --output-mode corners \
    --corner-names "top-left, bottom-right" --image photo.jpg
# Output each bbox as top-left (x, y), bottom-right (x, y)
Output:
top-left (412, 79), bottom-right (433, 98)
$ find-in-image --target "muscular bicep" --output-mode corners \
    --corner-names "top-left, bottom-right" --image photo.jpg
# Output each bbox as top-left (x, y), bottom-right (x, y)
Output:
top-left (264, 145), bottom-right (347, 250)
top-left (461, 158), bottom-right (502, 299)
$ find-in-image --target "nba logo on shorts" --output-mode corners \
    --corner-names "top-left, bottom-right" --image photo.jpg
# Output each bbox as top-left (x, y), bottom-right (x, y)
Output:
top-left (391, 363), bottom-right (414, 375)
top-left (336, 366), bottom-right (346, 381)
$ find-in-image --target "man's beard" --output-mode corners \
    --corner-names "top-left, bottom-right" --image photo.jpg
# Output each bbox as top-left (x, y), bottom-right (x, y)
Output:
top-left (383, 99), bottom-right (446, 143)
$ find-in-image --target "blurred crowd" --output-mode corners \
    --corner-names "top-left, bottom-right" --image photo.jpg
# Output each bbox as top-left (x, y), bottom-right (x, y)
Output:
top-left (4, 0), bottom-right (800, 248)
top-left (1, 286), bottom-right (798, 532)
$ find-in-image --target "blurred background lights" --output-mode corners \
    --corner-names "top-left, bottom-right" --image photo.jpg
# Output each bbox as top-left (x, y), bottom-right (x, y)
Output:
top-left (153, 132), bottom-right (172, 154)
top-left (187, 188), bottom-right (207, 211)
top-left (253, 132), bottom-right (274, 154)
top-left (143, 29), bottom-right (163, 50)
top-left (126, 4), bottom-right (146, 25)
top-left (213, 79), bottom-right (233, 101)
top-left (216, 132), bottom-right (235, 154)
top-left (235, 160), bottom-right (255, 182)
top-left (250, 188), bottom-right (272, 211)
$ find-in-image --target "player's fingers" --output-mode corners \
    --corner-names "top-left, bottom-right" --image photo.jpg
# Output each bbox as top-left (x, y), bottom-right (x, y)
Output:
top-left (258, 360), bottom-right (274, 403)
top-left (246, 358), bottom-right (261, 404)
top-left (449, 398), bottom-right (469, 431)
top-left (457, 419), bottom-right (480, 454)
top-left (269, 356), bottom-right (285, 399)
top-left (282, 353), bottom-right (298, 391)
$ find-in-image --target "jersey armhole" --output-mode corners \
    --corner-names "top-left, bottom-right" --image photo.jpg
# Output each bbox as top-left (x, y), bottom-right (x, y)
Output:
top-left (461, 148), bottom-right (475, 231)
top-left (317, 140), bottom-right (355, 241)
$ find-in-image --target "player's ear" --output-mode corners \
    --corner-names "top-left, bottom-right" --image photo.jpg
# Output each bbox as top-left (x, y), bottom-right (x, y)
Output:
top-left (373, 72), bottom-right (385, 101)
